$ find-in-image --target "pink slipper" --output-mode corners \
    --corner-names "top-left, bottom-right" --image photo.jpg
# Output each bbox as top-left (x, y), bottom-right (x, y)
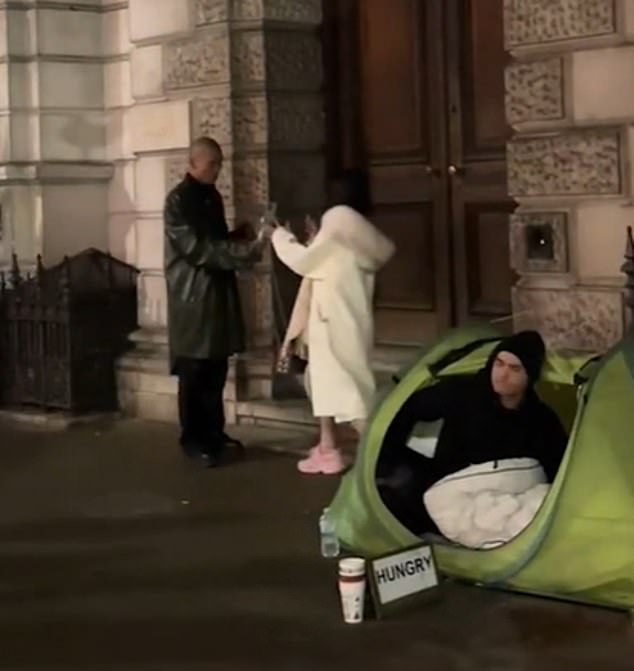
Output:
top-left (297, 448), bottom-right (346, 475)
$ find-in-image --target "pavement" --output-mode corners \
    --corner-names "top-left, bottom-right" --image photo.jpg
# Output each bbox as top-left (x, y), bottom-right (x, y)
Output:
top-left (0, 417), bottom-right (632, 670)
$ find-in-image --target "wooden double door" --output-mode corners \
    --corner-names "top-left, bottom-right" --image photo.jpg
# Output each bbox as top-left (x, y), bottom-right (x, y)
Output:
top-left (323, 0), bottom-right (515, 345)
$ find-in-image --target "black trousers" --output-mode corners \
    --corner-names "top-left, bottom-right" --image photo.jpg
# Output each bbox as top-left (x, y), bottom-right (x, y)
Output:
top-left (176, 357), bottom-right (228, 451)
top-left (377, 442), bottom-right (441, 536)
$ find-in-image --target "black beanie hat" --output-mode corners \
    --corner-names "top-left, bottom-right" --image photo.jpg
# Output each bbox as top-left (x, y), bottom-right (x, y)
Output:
top-left (490, 330), bottom-right (546, 385)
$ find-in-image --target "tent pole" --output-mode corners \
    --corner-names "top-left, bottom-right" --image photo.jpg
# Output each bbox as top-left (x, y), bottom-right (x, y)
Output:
top-left (622, 226), bottom-right (634, 334)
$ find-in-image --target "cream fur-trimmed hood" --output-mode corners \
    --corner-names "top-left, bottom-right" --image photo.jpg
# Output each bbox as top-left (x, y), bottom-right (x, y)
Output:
top-left (320, 205), bottom-right (395, 271)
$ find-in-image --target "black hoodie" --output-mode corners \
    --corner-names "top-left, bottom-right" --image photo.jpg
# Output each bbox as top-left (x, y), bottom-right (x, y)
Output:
top-left (382, 345), bottom-right (569, 485)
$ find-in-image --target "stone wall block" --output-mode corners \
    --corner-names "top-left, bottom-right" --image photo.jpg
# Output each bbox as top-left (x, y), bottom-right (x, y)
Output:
top-left (571, 46), bottom-right (634, 123)
top-left (265, 31), bottom-right (322, 91)
top-left (239, 268), bottom-right (275, 347)
top-left (217, 0), bottom-right (322, 23)
top-left (164, 27), bottom-right (230, 89)
top-left (262, 0), bottom-right (322, 23)
top-left (231, 30), bottom-right (266, 87)
top-left (129, 0), bottom-right (195, 42)
top-left (505, 57), bottom-right (565, 126)
top-left (513, 285), bottom-right (624, 351)
top-left (196, 0), bottom-right (229, 25)
top-left (232, 156), bottom-right (269, 215)
top-left (504, 0), bottom-right (616, 49)
top-left (130, 99), bottom-right (191, 153)
top-left (507, 128), bottom-right (622, 197)
top-left (192, 96), bottom-right (233, 146)
top-left (269, 94), bottom-right (324, 149)
top-left (232, 95), bottom-right (268, 147)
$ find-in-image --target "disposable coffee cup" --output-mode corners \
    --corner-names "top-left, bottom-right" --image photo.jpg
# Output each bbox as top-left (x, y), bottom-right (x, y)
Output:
top-left (338, 557), bottom-right (366, 624)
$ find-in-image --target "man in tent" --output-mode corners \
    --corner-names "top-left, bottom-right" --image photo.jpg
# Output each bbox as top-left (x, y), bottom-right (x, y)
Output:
top-left (378, 331), bottom-right (569, 535)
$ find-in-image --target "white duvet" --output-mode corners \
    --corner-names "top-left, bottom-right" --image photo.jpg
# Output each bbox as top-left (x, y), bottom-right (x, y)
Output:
top-left (423, 458), bottom-right (550, 549)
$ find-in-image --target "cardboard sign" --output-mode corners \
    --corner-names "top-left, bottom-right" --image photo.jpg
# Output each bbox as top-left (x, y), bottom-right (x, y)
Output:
top-left (367, 544), bottom-right (439, 616)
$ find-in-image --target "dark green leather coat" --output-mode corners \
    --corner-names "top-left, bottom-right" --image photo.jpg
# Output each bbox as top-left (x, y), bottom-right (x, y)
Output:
top-left (164, 174), bottom-right (261, 371)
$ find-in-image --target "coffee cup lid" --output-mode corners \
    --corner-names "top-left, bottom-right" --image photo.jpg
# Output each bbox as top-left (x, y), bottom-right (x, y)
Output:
top-left (338, 557), bottom-right (365, 575)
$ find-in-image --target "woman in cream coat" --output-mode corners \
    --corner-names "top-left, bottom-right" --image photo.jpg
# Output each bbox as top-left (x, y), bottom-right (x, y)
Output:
top-left (270, 171), bottom-right (395, 475)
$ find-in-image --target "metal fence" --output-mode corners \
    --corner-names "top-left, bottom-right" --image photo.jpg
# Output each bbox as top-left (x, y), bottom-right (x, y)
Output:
top-left (0, 249), bottom-right (138, 412)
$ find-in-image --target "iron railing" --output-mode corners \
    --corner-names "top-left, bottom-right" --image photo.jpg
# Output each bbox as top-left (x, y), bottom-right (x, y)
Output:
top-left (0, 249), bottom-right (138, 412)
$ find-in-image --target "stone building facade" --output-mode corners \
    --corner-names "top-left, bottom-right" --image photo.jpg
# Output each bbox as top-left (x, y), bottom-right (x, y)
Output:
top-left (0, 0), bottom-right (632, 424)
top-left (506, 0), bottom-right (634, 350)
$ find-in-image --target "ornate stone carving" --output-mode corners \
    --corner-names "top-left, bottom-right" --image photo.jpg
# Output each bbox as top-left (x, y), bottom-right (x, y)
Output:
top-left (196, 0), bottom-right (228, 25)
top-left (504, 0), bottom-right (615, 48)
top-left (231, 0), bottom-right (264, 20)
top-left (228, 0), bottom-right (322, 22)
top-left (266, 32), bottom-right (322, 90)
top-left (510, 212), bottom-right (569, 273)
top-left (264, 0), bottom-right (321, 23)
top-left (233, 157), bottom-right (269, 207)
top-left (507, 129), bottom-right (621, 197)
top-left (192, 97), bottom-right (232, 146)
top-left (513, 287), bottom-right (623, 352)
top-left (164, 29), bottom-right (230, 89)
top-left (236, 266), bottom-right (275, 348)
top-left (252, 269), bottom-right (274, 335)
top-left (269, 95), bottom-right (324, 149)
top-left (231, 30), bottom-right (266, 86)
top-left (232, 96), bottom-right (268, 147)
top-left (229, 95), bottom-right (325, 150)
top-left (505, 58), bottom-right (564, 125)
top-left (217, 161), bottom-right (234, 204)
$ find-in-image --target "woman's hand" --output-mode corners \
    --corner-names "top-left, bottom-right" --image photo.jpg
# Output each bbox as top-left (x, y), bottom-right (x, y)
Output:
top-left (304, 215), bottom-right (318, 244)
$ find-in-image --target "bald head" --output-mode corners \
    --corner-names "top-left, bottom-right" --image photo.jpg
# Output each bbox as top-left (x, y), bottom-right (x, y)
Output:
top-left (188, 137), bottom-right (223, 184)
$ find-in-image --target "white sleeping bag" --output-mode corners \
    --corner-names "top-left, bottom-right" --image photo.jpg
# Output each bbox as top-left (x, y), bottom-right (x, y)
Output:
top-left (423, 458), bottom-right (550, 549)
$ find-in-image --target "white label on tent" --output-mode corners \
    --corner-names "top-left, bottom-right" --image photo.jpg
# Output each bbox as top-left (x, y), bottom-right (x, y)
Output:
top-left (371, 545), bottom-right (438, 605)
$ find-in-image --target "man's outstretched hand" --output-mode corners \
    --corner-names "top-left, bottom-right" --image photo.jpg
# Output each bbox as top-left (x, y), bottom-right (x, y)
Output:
top-left (229, 222), bottom-right (257, 241)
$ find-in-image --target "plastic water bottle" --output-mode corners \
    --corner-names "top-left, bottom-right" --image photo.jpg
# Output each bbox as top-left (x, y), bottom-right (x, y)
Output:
top-left (319, 507), bottom-right (340, 558)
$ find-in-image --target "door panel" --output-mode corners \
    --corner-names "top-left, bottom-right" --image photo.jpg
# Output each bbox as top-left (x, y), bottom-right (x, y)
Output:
top-left (360, 0), bottom-right (427, 156)
top-left (462, 0), bottom-right (510, 157)
top-left (447, 0), bottom-right (514, 327)
top-left (322, 0), bottom-right (512, 345)
top-left (373, 205), bottom-right (436, 310)
top-left (359, 0), bottom-right (450, 344)
top-left (464, 204), bottom-right (515, 316)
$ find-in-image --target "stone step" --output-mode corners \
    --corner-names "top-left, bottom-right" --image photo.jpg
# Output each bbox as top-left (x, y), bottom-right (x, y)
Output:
top-left (236, 398), bottom-right (315, 429)
top-left (117, 347), bottom-right (413, 397)
top-left (116, 340), bottom-right (420, 428)
top-left (118, 388), bottom-right (179, 424)
top-left (372, 343), bottom-right (422, 373)
top-left (118, 349), bottom-right (170, 375)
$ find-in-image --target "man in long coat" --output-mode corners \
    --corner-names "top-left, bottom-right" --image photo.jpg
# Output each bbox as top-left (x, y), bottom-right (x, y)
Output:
top-left (164, 137), bottom-right (266, 466)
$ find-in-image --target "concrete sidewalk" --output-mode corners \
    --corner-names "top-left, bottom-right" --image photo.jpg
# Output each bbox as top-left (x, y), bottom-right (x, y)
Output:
top-left (0, 418), bottom-right (631, 670)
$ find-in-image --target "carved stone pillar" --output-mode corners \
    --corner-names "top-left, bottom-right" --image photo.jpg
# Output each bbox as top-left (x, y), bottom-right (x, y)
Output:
top-left (505, 0), bottom-right (634, 352)
top-left (180, 1), bottom-right (326, 378)
top-left (122, 0), bottom-right (325, 410)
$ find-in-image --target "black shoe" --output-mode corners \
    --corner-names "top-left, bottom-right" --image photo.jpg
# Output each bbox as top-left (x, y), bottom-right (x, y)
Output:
top-left (222, 433), bottom-right (244, 450)
top-left (180, 440), bottom-right (208, 460)
top-left (202, 451), bottom-right (220, 468)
